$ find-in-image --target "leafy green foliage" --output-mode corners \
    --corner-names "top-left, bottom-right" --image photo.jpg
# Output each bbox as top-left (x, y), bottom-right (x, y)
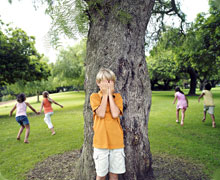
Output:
top-left (147, 49), bottom-right (179, 90)
top-left (52, 39), bottom-right (86, 89)
top-left (41, 0), bottom-right (88, 47)
top-left (0, 21), bottom-right (50, 86)
top-left (147, 27), bottom-right (184, 89)
top-left (177, 5), bottom-right (220, 86)
top-left (212, 0), bottom-right (220, 10)
top-left (148, 3), bottom-right (220, 91)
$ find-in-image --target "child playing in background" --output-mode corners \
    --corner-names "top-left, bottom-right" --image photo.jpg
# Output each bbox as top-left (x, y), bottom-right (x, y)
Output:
top-left (90, 68), bottom-right (125, 180)
top-left (198, 83), bottom-right (216, 128)
top-left (10, 93), bottom-right (39, 143)
top-left (39, 91), bottom-right (63, 135)
top-left (173, 87), bottom-right (188, 126)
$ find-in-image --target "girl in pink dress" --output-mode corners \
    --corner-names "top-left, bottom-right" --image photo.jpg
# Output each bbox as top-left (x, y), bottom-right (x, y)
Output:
top-left (173, 87), bottom-right (188, 126)
top-left (10, 93), bottom-right (39, 143)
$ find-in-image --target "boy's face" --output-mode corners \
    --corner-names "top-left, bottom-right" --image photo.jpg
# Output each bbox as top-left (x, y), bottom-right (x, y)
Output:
top-left (96, 79), bottom-right (114, 89)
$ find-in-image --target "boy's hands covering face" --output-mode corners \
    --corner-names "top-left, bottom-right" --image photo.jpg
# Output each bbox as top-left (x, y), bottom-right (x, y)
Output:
top-left (98, 80), bottom-right (115, 96)
top-left (99, 80), bottom-right (108, 95)
top-left (109, 80), bottom-right (115, 95)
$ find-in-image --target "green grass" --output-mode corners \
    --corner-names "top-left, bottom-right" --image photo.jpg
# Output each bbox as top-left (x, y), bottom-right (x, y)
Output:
top-left (0, 89), bottom-right (220, 179)
top-left (0, 91), bottom-right (85, 180)
top-left (149, 88), bottom-right (220, 177)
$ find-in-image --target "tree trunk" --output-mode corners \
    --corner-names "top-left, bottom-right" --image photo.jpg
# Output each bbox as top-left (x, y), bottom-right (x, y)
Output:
top-left (211, 80), bottom-right (218, 87)
top-left (75, 0), bottom-right (155, 179)
top-left (37, 91), bottom-right (40, 103)
top-left (163, 80), bottom-right (170, 90)
top-left (199, 79), bottom-right (206, 91)
top-left (188, 67), bottom-right (197, 95)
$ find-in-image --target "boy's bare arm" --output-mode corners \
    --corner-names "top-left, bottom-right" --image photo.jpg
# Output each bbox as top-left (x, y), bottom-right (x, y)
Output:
top-left (95, 81), bottom-right (108, 118)
top-left (198, 93), bottom-right (205, 102)
top-left (10, 104), bottom-right (16, 116)
top-left (109, 94), bottom-right (120, 118)
top-left (108, 81), bottom-right (120, 118)
top-left (96, 95), bottom-right (108, 118)
top-left (26, 102), bottom-right (38, 114)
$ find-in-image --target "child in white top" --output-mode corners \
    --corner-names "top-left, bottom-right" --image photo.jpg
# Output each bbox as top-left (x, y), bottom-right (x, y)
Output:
top-left (198, 83), bottom-right (216, 128)
top-left (10, 93), bottom-right (39, 143)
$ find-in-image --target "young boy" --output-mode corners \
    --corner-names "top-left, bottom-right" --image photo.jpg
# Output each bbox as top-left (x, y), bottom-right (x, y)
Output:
top-left (90, 68), bottom-right (125, 180)
top-left (198, 83), bottom-right (216, 128)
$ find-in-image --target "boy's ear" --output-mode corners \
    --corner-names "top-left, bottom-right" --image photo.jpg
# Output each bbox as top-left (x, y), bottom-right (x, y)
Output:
top-left (96, 80), bottom-right (100, 87)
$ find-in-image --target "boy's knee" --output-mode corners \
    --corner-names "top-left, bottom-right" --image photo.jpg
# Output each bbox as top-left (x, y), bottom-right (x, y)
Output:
top-left (109, 173), bottom-right (118, 180)
top-left (96, 175), bottom-right (106, 180)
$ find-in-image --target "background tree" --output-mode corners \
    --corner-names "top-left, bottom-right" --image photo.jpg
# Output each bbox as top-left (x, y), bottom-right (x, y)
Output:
top-left (175, 2), bottom-right (220, 94)
top-left (147, 27), bottom-right (186, 90)
top-left (0, 20), bottom-right (50, 87)
top-left (147, 49), bottom-right (180, 90)
top-left (147, 28), bottom-right (183, 90)
top-left (52, 39), bottom-right (86, 90)
top-left (0, 20), bottom-right (50, 85)
top-left (147, 3), bottom-right (220, 95)
top-left (6, 77), bottom-right (55, 102)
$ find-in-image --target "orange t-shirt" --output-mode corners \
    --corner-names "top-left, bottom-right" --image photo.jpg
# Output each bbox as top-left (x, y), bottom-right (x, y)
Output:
top-left (90, 91), bottom-right (124, 149)
top-left (43, 98), bottom-right (53, 114)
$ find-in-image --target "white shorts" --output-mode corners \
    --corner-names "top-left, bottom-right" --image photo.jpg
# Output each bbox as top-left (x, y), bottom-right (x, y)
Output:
top-left (44, 112), bottom-right (54, 129)
top-left (93, 148), bottom-right (126, 177)
top-left (204, 105), bottom-right (214, 115)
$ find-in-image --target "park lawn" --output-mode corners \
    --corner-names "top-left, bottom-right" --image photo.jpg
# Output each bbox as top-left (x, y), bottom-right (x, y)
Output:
top-left (149, 87), bottom-right (220, 177)
top-left (0, 91), bottom-right (85, 180)
top-left (0, 89), bottom-right (220, 179)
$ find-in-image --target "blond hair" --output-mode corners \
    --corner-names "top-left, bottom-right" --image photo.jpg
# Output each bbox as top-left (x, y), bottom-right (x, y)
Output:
top-left (96, 68), bottom-right (116, 83)
top-left (42, 91), bottom-right (49, 98)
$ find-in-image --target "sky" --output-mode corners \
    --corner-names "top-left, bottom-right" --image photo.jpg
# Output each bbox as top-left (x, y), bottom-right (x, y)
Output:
top-left (0, 0), bottom-right (209, 62)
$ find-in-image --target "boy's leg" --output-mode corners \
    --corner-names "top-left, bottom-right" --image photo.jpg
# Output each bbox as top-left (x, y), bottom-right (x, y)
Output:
top-left (181, 108), bottom-right (186, 126)
top-left (202, 111), bottom-right (206, 122)
top-left (17, 125), bottom-right (24, 140)
top-left (24, 124), bottom-right (30, 143)
top-left (96, 176), bottom-right (106, 180)
top-left (207, 107), bottom-right (215, 127)
top-left (93, 148), bottom-right (109, 179)
top-left (109, 148), bottom-right (125, 177)
top-left (203, 106), bottom-right (208, 122)
top-left (210, 114), bottom-right (216, 128)
top-left (109, 172), bottom-right (118, 180)
top-left (176, 109), bottom-right (180, 122)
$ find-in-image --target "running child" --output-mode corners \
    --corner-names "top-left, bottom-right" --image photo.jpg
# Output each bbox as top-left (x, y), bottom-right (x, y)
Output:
top-left (198, 83), bottom-right (216, 128)
top-left (173, 87), bottom-right (188, 126)
top-left (10, 93), bottom-right (39, 143)
top-left (39, 91), bottom-right (63, 135)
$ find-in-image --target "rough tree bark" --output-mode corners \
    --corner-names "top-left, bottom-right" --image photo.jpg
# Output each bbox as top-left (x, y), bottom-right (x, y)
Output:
top-left (75, 0), bottom-right (155, 179)
top-left (188, 67), bottom-right (197, 95)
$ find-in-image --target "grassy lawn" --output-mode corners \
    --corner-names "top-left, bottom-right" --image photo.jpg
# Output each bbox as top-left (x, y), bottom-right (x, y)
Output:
top-left (0, 89), bottom-right (220, 179)
top-left (0, 91), bottom-right (85, 180)
top-left (149, 88), bottom-right (220, 177)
